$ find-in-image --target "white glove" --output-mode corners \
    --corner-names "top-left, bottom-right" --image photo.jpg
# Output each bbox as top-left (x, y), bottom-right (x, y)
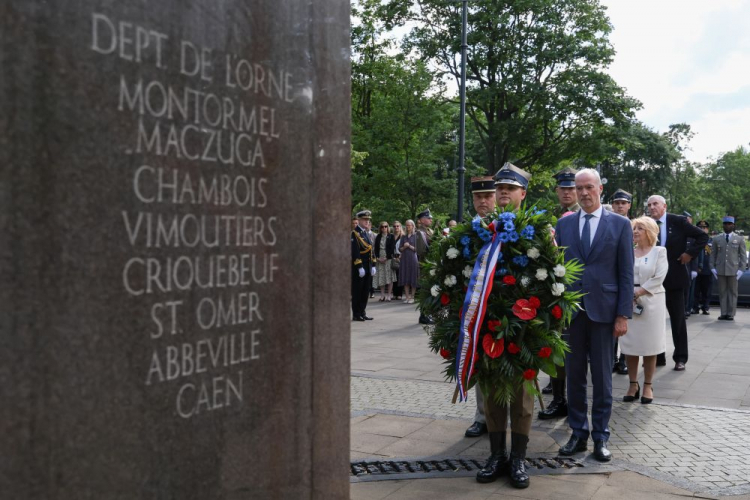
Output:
top-left (711, 269), bottom-right (718, 279)
top-left (691, 271), bottom-right (697, 280)
top-left (358, 268), bottom-right (365, 278)
top-left (371, 266), bottom-right (377, 276)
top-left (737, 270), bottom-right (744, 281)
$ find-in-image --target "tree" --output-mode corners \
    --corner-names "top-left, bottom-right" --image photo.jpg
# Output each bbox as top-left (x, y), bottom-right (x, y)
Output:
top-left (383, 0), bottom-right (640, 173)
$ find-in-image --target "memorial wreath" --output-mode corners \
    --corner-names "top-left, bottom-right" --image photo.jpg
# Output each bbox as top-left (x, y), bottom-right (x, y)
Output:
top-left (417, 205), bottom-right (584, 405)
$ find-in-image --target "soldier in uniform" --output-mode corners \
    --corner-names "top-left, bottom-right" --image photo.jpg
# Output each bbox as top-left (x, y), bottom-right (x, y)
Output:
top-left (477, 163), bottom-right (534, 489)
top-left (464, 176), bottom-right (497, 439)
top-left (539, 168), bottom-right (579, 405)
top-left (692, 220), bottom-right (713, 315)
top-left (710, 216), bottom-right (748, 321)
top-left (351, 210), bottom-right (376, 322)
top-left (610, 189), bottom-right (632, 218)
top-left (416, 209), bottom-right (434, 325)
top-left (609, 189), bottom-right (633, 375)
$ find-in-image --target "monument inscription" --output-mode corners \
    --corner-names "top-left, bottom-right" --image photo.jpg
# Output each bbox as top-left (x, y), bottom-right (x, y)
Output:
top-left (1, 2), bottom-right (350, 498)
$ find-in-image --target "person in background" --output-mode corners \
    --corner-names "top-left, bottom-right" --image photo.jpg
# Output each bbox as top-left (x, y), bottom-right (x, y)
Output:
top-left (398, 220), bottom-right (419, 304)
top-left (416, 209), bottom-right (434, 324)
top-left (364, 217), bottom-right (377, 299)
top-left (464, 176), bottom-right (496, 439)
top-left (620, 217), bottom-right (668, 405)
top-left (374, 221), bottom-right (396, 302)
top-left (539, 167), bottom-right (579, 408)
top-left (608, 189), bottom-right (633, 376)
top-left (710, 216), bottom-right (748, 321)
top-left (392, 221), bottom-right (404, 300)
top-left (352, 216), bottom-right (358, 230)
top-left (683, 211), bottom-right (696, 318)
top-left (647, 195), bottom-right (707, 371)
top-left (351, 210), bottom-right (376, 322)
top-left (692, 220), bottom-right (713, 315)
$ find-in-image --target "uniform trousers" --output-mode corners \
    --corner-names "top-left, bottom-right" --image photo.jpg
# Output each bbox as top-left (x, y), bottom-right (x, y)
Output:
top-left (483, 385), bottom-right (533, 436)
top-left (351, 269), bottom-right (372, 318)
top-left (693, 274), bottom-right (713, 311)
top-left (717, 275), bottom-right (739, 317)
top-left (473, 385), bottom-right (486, 424)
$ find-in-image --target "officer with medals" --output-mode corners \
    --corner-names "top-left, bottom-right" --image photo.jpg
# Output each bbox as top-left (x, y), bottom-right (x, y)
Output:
top-left (710, 216), bottom-right (748, 321)
top-left (351, 210), bottom-right (376, 321)
top-left (609, 189), bottom-right (633, 374)
top-left (464, 176), bottom-right (497, 439)
top-left (476, 163), bottom-right (534, 489)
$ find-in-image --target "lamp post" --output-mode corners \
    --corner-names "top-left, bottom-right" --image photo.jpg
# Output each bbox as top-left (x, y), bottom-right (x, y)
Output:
top-left (456, 0), bottom-right (468, 222)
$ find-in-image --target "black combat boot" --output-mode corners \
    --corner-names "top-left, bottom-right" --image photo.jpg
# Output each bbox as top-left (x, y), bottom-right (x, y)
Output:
top-left (476, 432), bottom-right (509, 483)
top-left (537, 378), bottom-right (567, 419)
top-left (509, 432), bottom-right (530, 489)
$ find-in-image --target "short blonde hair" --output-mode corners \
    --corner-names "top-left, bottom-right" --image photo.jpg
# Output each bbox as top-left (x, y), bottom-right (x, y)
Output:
top-left (632, 216), bottom-right (658, 247)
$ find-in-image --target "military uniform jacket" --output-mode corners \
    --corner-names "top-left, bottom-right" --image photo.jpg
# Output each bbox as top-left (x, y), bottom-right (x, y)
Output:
top-left (415, 228), bottom-right (432, 261)
top-left (554, 202), bottom-right (580, 218)
top-left (710, 232), bottom-right (748, 275)
top-left (352, 225), bottom-right (374, 271)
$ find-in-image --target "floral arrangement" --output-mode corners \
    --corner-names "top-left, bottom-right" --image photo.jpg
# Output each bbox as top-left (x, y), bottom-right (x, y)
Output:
top-left (417, 205), bottom-right (584, 405)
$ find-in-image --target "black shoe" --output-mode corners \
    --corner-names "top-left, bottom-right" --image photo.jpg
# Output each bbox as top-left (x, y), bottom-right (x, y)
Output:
top-left (726, 316), bottom-right (734, 321)
top-left (692, 309), bottom-right (700, 315)
top-left (352, 316), bottom-right (365, 322)
top-left (656, 354), bottom-right (667, 366)
top-left (509, 456), bottom-right (529, 489)
top-left (476, 432), bottom-right (509, 483)
top-left (718, 315), bottom-right (727, 320)
top-left (464, 421), bottom-right (488, 437)
top-left (641, 382), bottom-right (653, 404)
top-left (558, 435), bottom-right (587, 456)
top-left (362, 315), bottom-right (374, 320)
top-left (674, 362), bottom-right (685, 371)
top-left (538, 399), bottom-right (568, 420)
top-left (702, 310), bottom-right (710, 315)
top-left (593, 439), bottom-right (612, 462)
top-left (542, 381), bottom-right (553, 394)
top-left (622, 381), bottom-right (640, 402)
top-left (616, 362), bottom-right (628, 375)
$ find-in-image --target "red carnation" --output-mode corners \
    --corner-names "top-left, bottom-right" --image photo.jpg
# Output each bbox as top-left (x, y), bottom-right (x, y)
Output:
top-left (508, 342), bottom-right (521, 354)
top-left (482, 334), bottom-right (504, 358)
top-left (523, 369), bottom-right (536, 380)
top-left (550, 305), bottom-right (563, 320)
top-left (440, 293), bottom-right (451, 306)
top-left (528, 296), bottom-right (541, 309)
top-left (440, 348), bottom-right (451, 359)
top-left (502, 275), bottom-right (516, 285)
top-left (538, 347), bottom-right (552, 358)
top-left (512, 299), bottom-right (537, 320)
top-left (487, 319), bottom-right (502, 332)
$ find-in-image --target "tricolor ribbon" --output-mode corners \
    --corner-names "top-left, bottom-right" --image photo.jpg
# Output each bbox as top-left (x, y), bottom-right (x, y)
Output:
top-left (455, 222), bottom-right (503, 402)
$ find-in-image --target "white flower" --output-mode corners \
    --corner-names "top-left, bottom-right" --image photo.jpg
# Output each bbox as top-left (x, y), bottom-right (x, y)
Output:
top-left (462, 265), bottom-right (473, 279)
top-left (446, 247), bottom-right (460, 259)
top-left (430, 269), bottom-right (436, 276)
top-left (520, 276), bottom-right (531, 287)
top-left (444, 275), bottom-right (457, 287)
top-left (552, 283), bottom-right (565, 296)
top-left (535, 268), bottom-right (548, 281)
top-left (527, 247), bottom-right (540, 259)
top-left (553, 264), bottom-right (566, 277)
top-left (431, 284), bottom-right (441, 297)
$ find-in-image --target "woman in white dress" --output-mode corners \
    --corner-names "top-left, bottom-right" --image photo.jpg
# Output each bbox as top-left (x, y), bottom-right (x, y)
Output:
top-left (620, 216), bottom-right (668, 404)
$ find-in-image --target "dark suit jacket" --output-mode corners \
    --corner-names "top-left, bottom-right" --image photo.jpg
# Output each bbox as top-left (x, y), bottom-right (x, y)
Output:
top-left (555, 208), bottom-right (635, 323)
top-left (661, 214), bottom-right (709, 290)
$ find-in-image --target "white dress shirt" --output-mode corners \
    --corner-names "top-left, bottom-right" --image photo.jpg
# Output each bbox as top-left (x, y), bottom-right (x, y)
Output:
top-left (578, 205), bottom-right (604, 246)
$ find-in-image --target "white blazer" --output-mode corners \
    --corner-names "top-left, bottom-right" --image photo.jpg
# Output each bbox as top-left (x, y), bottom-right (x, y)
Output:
top-left (635, 246), bottom-right (668, 295)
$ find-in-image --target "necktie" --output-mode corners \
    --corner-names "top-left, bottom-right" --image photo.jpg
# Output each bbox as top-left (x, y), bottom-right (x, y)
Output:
top-left (656, 220), bottom-right (662, 246)
top-left (726, 234), bottom-right (729, 243)
top-left (582, 214), bottom-right (594, 257)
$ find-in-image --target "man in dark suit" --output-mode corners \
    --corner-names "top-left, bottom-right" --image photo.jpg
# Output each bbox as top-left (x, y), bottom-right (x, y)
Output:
top-left (351, 210), bottom-right (376, 321)
top-left (646, 196), bottom-right (708, 371)
top-left (555, 169), bottom-right (634, 462)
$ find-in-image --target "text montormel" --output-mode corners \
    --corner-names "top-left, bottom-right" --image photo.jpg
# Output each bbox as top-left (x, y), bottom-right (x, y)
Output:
top-left (0, 2), bottom-right (351, 499)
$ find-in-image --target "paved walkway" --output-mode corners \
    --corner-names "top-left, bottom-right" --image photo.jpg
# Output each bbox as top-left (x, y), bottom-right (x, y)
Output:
top-left (350, 300), bottom-right (750, 499)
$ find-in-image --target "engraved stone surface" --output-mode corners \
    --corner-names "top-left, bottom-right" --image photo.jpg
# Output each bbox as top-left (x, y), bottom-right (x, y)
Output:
top-left (0, 2), bottom-right (350, 498)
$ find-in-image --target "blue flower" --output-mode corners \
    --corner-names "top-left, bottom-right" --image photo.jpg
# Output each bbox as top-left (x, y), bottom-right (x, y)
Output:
top-left (462, 247), bottom-right (471, 259)
top-left (504, 221), bottom-right (516, 232)
top-left (513, 255), bottom-right (529, 267)
top-left (497, 231), bottom-right (510, 243)
top-left (499, 212), bottom-right (516, 222)
top-left (508, 231), bottom-right (520, 243)
top-left (472, 216), bottom-right (482, 231)
top-left (477, 228), bottom-right (493, 242)
top-left (520, 225), bottom-right (535, 240)
top-left (460, 235), bottom-right (471, 246)
top-left (495, 267), bottom-right (508, 276)
top-left (532, 209), bottom-right (547, 215)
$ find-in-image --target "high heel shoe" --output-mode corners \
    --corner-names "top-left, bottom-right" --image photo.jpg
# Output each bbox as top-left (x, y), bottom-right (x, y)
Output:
top-left (641, 382), bottom-right (653, 404)
top-left (622, 381), bottom-right (640, 402)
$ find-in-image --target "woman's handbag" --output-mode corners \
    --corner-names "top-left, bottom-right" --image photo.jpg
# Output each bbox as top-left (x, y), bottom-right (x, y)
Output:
top-left (391, 257), bottom-right (400, 270)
